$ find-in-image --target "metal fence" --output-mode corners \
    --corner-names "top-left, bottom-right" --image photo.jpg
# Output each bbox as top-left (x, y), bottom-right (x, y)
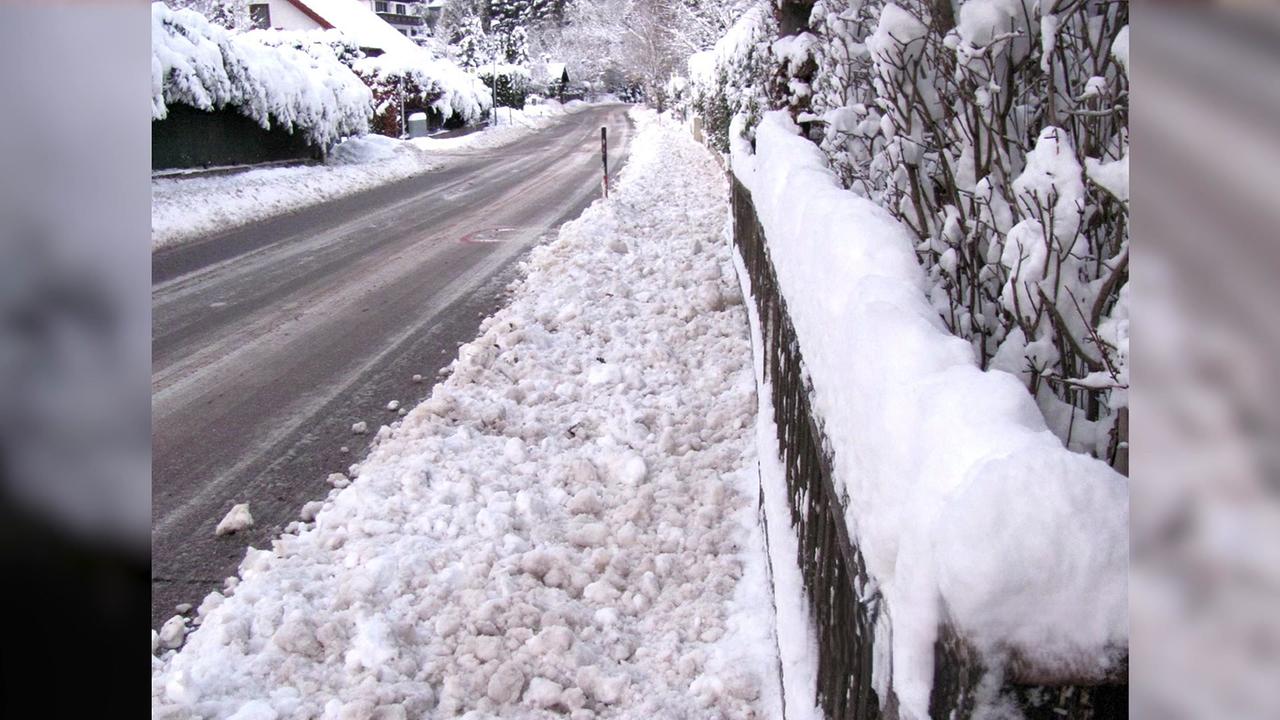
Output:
top-left (730, 176), bottom-right (1128, 719)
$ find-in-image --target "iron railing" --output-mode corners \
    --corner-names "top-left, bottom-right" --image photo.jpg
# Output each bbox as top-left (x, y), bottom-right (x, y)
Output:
top-left (730, 176), bottom-right (1127, 719)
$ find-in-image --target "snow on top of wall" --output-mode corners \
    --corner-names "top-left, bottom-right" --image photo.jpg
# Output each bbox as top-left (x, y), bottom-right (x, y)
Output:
top-left (152, 2), bottom-right (372, 147)
top-left (353, 47), bottom-right (491, 124)
top-left (731, 111), bottom-right (1127, 718)
top-left (293, 0), bottom-right (421, 55)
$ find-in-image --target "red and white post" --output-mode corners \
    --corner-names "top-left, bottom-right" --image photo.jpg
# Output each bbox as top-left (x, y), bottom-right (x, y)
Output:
top-left (601, 126), bottom-right (609, 198)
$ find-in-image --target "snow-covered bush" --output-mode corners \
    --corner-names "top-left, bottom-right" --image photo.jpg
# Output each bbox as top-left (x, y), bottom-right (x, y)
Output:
top-left (707, 0), bottom-right (1129, 467)
top-left (151, 2), bottom-right (373, 148)
top-left (683, 7), bottom-right (777, 153)
top-left (353, 49), bottom-right (492, 136)
top-left (478, 64), bottom-right (533, 109)
top-left (243, 28), bottom-right (365, 68)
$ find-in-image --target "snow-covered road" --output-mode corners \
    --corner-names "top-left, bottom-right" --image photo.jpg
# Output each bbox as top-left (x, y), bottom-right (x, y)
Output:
top-left (152, 105), bottom-right (634, 630)
top-left (153, 112), bottom-right (781, 719)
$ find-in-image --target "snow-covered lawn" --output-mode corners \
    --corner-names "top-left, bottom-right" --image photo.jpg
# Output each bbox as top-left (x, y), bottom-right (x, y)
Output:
top-left (151, 101), bottom-right (603, 251)
top-left (152, 112), bottom-right (781, 719)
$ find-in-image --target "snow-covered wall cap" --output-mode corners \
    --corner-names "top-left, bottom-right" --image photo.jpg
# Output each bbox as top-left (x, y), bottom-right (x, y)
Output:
top-left (731, 111), bottom-right (1127, 717)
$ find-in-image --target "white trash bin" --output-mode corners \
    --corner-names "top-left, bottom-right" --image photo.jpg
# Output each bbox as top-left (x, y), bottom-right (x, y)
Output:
top-left (407, 112), bottom-right (428, 138)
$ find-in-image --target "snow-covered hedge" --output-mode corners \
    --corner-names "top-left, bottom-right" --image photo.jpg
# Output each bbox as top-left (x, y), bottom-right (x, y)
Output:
top-left (733, 110), bottom-right (1127, 718)
top-left (804, 0), bottom-right (1130, 462)
top-left (691, 0), bottom-right (1130, 468)
top-left (151, 3), bottom-right (373, 148)
top-left (678, 8), bottom-right (777, 152)
top-left (353, 49), bottom-right (492, 137)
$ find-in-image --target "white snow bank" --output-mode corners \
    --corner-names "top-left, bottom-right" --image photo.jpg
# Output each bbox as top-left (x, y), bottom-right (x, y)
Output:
top-left (152, 113), bottom-right (779, 719)
top-left (731, 111), bottom-right (1127, 717)
top-left (325, 133), bottom-right (402, 165)
top-left (151, 139), bottom-right (439, 249)
top-left (151, 3), bottom-right (372, 148)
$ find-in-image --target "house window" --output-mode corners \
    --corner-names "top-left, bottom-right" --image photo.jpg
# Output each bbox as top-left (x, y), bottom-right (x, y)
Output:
top-left (249, 3), bottom-right (270, 29)
top-left (375, 1), bottom-right (388, 12)
top-left (395, 3), bottom-right (407, 14)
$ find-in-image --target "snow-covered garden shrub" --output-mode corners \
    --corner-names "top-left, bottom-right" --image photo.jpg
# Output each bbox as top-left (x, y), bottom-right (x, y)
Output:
top-left (714, 0), bottom-right (1129, 468)
top-left (353, 49), bottom-right (492, 137)
top-left (683, 7), bottom-right (778, 153)
top-left (243, 28), bottom-right (365, 68)
top-left (151, 2), bottom-right (373, 149)
top-left (478, 65), bottom-right (533, 109)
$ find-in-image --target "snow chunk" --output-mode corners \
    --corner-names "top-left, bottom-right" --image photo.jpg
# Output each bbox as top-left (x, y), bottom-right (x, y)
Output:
top-left (486, 663), bottom-right (525, 704)
top-left (215, 503), bottom-right (254, 536)
top-left (523, 677), bottom-right (564, 709)
top-left (299, 501), bottom-right (325, 522)
top-left (567, 488), bottom-right (603, 516)
top-left (605, 452), bottom-right (647, 486)
top-left (158, 615), bottom-right (188, 650)
top-left (587, 361), bottom-right (623, 385)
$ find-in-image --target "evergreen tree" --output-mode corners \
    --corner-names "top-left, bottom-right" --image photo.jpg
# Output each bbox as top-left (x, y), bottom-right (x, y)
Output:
top-left (455, 16), bottom-right (496, 69)
top-left (169, 0), bottom-right (251, 30)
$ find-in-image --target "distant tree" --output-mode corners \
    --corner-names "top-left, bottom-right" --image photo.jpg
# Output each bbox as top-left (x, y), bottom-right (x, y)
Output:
top-left (454, 15), bottom-right (497, 69)
top-left (665, 0), bottom-right (754, 53)
top-left (436, 0), bottom-right (488, 42)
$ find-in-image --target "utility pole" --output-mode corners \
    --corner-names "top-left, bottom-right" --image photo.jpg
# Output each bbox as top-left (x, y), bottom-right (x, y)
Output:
top-left (399, 75), bottom-right (406, 138)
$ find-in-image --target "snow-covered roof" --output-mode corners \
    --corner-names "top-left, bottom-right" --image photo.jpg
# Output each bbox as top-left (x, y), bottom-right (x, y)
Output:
top-left (286, 0), bottom-right (420, 55)
top-left (546, 62), bottom-right (567, 80)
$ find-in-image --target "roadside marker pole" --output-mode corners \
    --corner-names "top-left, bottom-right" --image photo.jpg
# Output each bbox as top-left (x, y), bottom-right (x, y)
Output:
top-left (601, 126), bottom-right (609, 198)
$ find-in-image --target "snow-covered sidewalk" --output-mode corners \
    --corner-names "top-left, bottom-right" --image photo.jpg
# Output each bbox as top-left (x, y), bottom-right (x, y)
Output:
top-left (152, 112), bottom-right (781, 720)
top-left (151, 101), bottom-right (604, 251)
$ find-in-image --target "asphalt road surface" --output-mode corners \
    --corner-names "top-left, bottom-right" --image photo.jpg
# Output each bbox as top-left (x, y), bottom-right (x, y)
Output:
top-left (152, 105), bottom-right (634, 629)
